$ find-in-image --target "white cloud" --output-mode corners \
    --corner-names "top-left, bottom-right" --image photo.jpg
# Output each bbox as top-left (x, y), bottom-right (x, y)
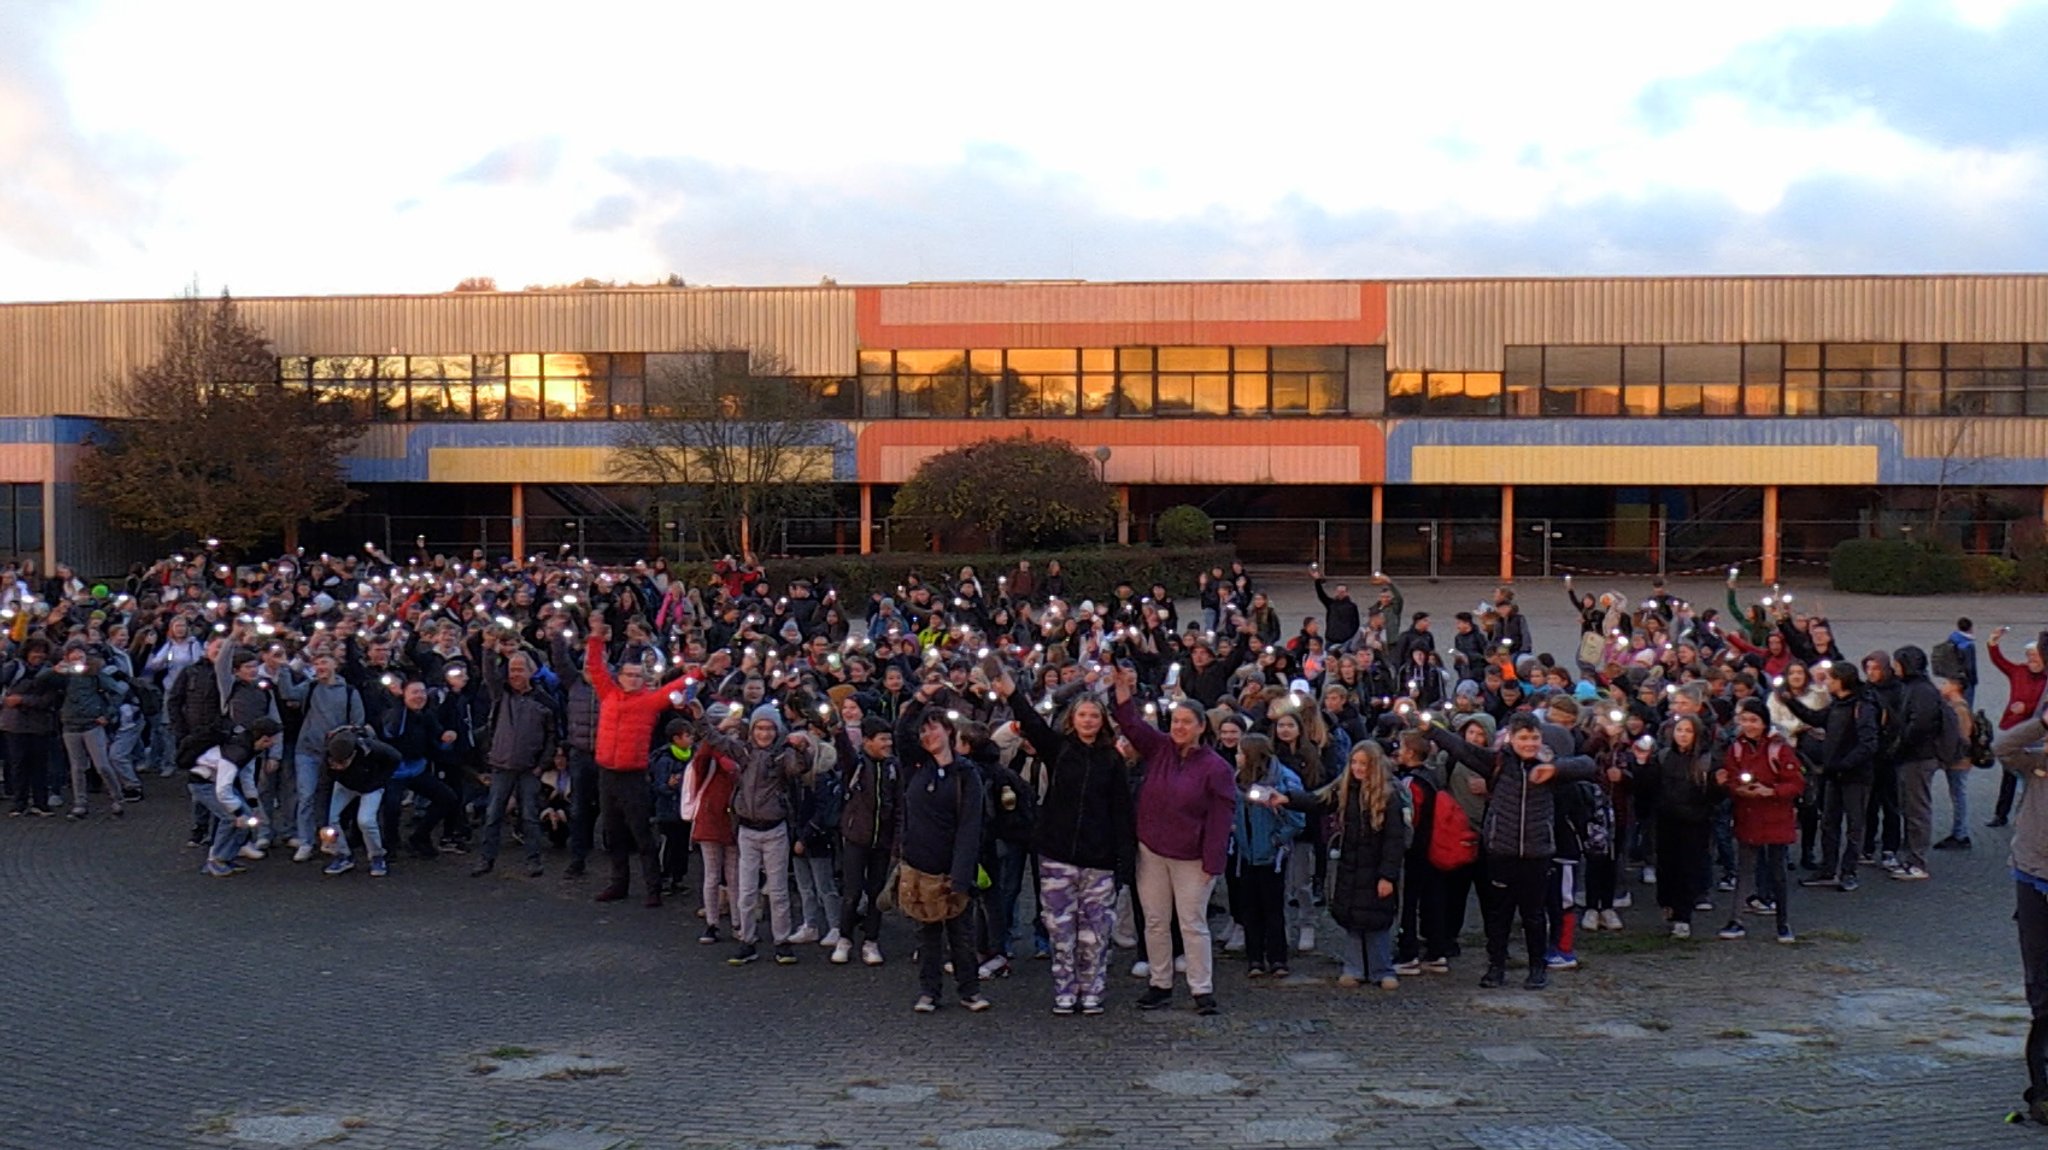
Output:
top-left (2, 0), bottom-right (2044, 296)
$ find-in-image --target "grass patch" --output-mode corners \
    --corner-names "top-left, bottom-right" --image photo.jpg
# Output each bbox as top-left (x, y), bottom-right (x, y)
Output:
top-left (539, 1065), bottom-right (627, 1082)
top-left (487, 1045), bottom-right (542, 1060)
top-left (1803, 928), bottom-right (1862, 943)
top-left (1641, 1018), bottom-right (1674, 1032)
top-left (1716, 1028), bottom-right (1753, 1040)
top-left (1579, 931), bottom-right (1688, 955)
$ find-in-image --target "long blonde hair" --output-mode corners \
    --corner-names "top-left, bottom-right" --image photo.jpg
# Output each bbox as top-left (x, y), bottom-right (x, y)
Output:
top-left (1330, 742), bottom-right (1391, 832)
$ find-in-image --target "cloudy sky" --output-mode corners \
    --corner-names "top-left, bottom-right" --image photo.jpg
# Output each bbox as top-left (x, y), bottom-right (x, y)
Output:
top-left (2, 0), bottom-right (2044, 301)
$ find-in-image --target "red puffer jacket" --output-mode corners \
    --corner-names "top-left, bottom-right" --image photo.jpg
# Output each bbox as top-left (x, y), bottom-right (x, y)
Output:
top-left (587, 637), bottom-right (690, 771)
top-left (1722, 733), bottom-right (1805, 845)
top-left (687, 749), bottom-right (739, 844)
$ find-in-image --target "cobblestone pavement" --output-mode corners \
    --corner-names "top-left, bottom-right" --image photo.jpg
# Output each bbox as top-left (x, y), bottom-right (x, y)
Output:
top-left (6, 577), bottom-right (2048, 1150)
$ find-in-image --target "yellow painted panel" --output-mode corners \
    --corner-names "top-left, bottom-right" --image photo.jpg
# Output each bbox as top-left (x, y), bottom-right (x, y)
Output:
top-left (1410, 445), bottom-right (1878, 485)
top-left (428, 444), bottom-right (836, 484)
top-left (429, 446), bottom-right (616, 483)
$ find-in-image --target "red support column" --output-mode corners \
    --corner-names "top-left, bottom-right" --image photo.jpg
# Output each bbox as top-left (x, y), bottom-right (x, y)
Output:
top-left (1762, 485), bottom-right (1780, 585)
top-left (1499, 485), bottom-right (1516, 584)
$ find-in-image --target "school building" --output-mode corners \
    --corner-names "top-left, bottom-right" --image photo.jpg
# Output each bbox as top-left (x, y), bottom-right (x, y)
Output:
top-left (4, 275), bottom-right (2046, 579)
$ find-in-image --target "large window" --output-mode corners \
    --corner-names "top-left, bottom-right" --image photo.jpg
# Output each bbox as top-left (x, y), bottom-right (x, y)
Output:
top-left (0, 484), bottom-right (41, 561)
top-left (854, 345), bottom-right (1349, 418)
top-left (1398, 343), bottom-right (2048, 417)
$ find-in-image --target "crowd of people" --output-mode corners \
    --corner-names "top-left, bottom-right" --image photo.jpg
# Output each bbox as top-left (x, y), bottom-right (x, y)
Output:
top-left (3, 546), bottom-right (2044, 1039)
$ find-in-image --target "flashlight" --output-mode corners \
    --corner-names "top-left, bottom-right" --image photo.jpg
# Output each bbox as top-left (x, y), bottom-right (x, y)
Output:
top-left (946, 710), bottom-right (962, 722)
top-left (1246, 784), bottom-right (1271, 803)
top-left (1608, 709), bottom-right (1624, 723)
top-left (319, 825), bottom-right (340, 843)
top-left (1738, 772), bottom-right (1755, 785)
top-left (1728, 567), bottom-right (1740, 580)
top-left (1771, 675), bottom-right (1785, 688)
top-left (669, 691), bottom-right (686, 706)
top-left (239, 814), bottom-right (261, 830)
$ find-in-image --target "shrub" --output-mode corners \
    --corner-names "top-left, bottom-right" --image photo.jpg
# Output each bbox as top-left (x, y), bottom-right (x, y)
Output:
top-left (677, 545), bottom-right (1235, 605)
top-left (1960, 554), bottom-right (2020, 592)
top-left (1828, 538), bottom-right (1965, 595)
top-left (2018, 549), bottom-right (2048, 594)
top-left (1154, 505), bottom-right (1216, 549)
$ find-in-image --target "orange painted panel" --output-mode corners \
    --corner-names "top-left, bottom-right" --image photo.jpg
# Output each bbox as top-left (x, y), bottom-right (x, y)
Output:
top-left (856, 283), bottom-right (1386, 348)
top-left (856, 420), bottom-right (1385, 485)
top-left (0, 443), bottom-right (55, 483)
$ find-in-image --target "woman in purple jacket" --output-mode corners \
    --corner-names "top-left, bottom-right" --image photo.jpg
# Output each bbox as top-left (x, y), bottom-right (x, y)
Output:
top-left (1112, 668), bottom-right (1237, 1016)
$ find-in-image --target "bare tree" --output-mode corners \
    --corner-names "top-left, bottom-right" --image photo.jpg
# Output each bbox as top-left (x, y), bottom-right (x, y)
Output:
top-left (607, 348), bottom-right (834, 557)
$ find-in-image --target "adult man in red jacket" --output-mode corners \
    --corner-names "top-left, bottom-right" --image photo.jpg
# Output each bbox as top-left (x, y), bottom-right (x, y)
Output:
top-left (587, 619), bottom-right (693, 906)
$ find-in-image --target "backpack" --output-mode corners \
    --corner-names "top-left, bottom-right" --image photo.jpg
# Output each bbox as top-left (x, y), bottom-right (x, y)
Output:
top-left (1426, 779), bottom-right (1480, 871)
top-left (1931, 639), bottom-right (1965, 681)
top-left (1933, 699), bottom-right (1968, 767)
top-left (982, 759), bottom-right (1037, 847)
top-left (1578, 781), bottom-right (1616, 860)
top-left (1970, 709), bottom-right (1997, 768)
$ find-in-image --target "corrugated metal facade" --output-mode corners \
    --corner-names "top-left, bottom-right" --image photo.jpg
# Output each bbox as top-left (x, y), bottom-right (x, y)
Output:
top-left (1385, 276), bottom-right (2048, 371)
top-left (0, 287), bottom-right (857, 416)
top-left (859, 281), bottom-right (1387, 348)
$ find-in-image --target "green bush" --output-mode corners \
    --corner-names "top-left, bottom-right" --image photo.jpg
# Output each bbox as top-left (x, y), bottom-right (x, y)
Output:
top-left (1960, 554), bottom-right (2020, 592)
top-left (2018, 550), bottom-right (2048, 594)
top-left (1154, 505), bottom-right (1216, 549)
top-left (678, 545), bottom-right (1235, 605)
top-left (1828, 538), bottom-right (1965, 595)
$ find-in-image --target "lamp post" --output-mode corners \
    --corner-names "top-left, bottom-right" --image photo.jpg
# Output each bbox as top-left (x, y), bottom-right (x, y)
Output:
top-left (1093, 446), bottom-right (1113, 545)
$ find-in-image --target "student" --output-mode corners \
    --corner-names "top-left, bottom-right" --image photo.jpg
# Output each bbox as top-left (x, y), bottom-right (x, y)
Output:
top-left (1715, 699), bottom-right (1803, 943)
top-left (1267, 742), bottom-right (1407, 990)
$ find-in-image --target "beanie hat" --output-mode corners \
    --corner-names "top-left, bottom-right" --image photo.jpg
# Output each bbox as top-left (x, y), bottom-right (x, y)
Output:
top-left (749, 704), bottom-right (786, 736)
top-left (1736, 697), bottom-right (1770, 722)
top-left (1573, 680), bottom-right (1599, 702)
top-left (859, 715), bottom-right (893, 740)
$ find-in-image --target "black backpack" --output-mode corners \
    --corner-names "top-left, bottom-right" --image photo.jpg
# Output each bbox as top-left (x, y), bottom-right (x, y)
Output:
top-left (981, 759), bottom-right (1037, 847)
top-left (1931, 639), bottom-right (1966, 681)
top-left (1970, 709), bottom-right (1997, 768)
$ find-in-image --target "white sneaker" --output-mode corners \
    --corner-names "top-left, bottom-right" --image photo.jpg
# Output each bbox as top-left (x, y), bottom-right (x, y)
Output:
top-left (1172, 955), bottom-right (1187, 974)
top-left (1600, 909), bottom-right (1623, 931)
top-left (1641, 866), bottom-right (1657, 884)
top-left (978, 955), bottom-right (1010, 980)
top-left (831, 939), bottom-right (853, 965)
top-left (861, 941), bottom-right (884, 967)
top-left (1613, 892), bottom-right (1633, 909)
top-left (291, 844), bottom-right (316, 863)
top-left (819, 928), bottom-right (843, 948)
top-left (1112, 930), bottom-right (1139, 949)
top-left (1580, 909), bottom-right (1600, 931)
top-left (1223, 924), bottom-right (1246, 952)
top-left (1297, 926), bottom-right (1316, 954)
top-left (788, 925), bottom-right (821, 945)
top-left (1131, 960), bottom-right (1151, 979)
top-left (237, 845), bottom-right (266, 861)
top-left (1670, 922), bottom-right (1691, 940)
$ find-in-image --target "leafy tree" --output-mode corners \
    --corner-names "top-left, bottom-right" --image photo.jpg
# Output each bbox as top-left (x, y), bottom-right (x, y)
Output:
top-left (1155, 504), bottom-right (1216, 548)
top-left (892, 433), bottom-right (1114, 551)
top-left (452, 276), bottom-right (498, 292)
top-left (75, 288), bottom-right (363, 552)
top-left (607, 348), bottom-right (834, 557)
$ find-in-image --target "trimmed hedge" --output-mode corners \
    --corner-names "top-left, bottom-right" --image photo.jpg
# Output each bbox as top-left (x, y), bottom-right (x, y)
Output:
top-left (1829, 538), bottom-right (1965, 595)
top-left (680, 545), bottom-right (1235, 604)
top-left (1154, 505), bottom-right (1217, 548)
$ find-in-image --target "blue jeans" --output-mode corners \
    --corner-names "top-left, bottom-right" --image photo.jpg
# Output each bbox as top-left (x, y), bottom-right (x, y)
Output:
top-left (479, 770), bottom-right (543, 864)
top-left (294, 750), bottom-right (330, 847)
top-left (1945, 767), bottom-right (1971, 841)
top-left (188, 782), bottom-right (251, 865)
top-left (327, 784), bottom-right (386, 861)
top-left (149, 709), bottom-right (175, 775)
top-left (987, 838), bottom-right (1030, 957)
top-left (1342, 925), bottom-right (1395, 981)
top-left (108, 721), bottom-right (144, 790)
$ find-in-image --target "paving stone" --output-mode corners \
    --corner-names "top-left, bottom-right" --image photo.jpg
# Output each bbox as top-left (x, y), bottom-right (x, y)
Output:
top-left (473, 1053), bottom-right (626, 1082)
top-left (1373, 1089), bottom-right (1472, 1108)
top-left (1580, 1020), bottom-right (1661, 1040)
top-left (1144, 1070), bottom-right (1247, 1095)
top-left (521, 1129), bottom-right (629, 1150)
top-left (1242, 1117), bottom-right (1340, 1144)
top-left (1830, 988), bottom-right (1947, 1028)
top-left (936, 1130), bottom-right (1063, 1150)
top-left (846, 1083), bottom-right (939, 1104)
top-left (1285, 1050), bottom-right (1353, 1069)
top-left (1838, 1053), bottom-right (1948, 1082)
top-left (1938, 1033), bottom-right (2027, 1059)
top-left (1465, 1126), bottom-right (1632, 1150)
top-left (224, 1115), bottom-right (349, 1146)
top-left (1472, 1044), bottom-right (1551, 1065)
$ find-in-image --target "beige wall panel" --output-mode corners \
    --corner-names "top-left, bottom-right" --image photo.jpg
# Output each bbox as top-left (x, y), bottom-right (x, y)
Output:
top-left (1387, 276), bottom-right (2048, 370)
top-left (0, 288), bottom-right (857, 415)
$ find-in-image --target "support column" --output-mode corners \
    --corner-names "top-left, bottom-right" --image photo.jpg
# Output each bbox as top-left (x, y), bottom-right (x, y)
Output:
top-left (1499, 485), bottom-right (1515, 584)
top-left (1117, 486), bottom-right (1131, 546)
top-left (41, 478), bottom-right (56, 574)
top-left (1369, 484), bottom-right (1384, 575)
top-left (510, 483), bottom-right (527, 561)
top-left (1762, 485), bottom-right (1780, 585)
top-left (859, 484), bottom-right (874, 555)
top-left (2040, 485), bottom-right (2048, 529)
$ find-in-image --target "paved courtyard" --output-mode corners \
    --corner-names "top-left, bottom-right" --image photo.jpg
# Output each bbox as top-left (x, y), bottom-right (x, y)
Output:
top-left (8, 576), bottom-right (2048, 1150)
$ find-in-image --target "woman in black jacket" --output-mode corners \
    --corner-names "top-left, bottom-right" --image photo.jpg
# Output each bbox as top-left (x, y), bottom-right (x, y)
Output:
top-left (994, 671), bottom-right (1132, 1017)
top-left (1637, 714), bottom-right (1719, 937)
top-left (1264, 741), bottom-right (1409, 989)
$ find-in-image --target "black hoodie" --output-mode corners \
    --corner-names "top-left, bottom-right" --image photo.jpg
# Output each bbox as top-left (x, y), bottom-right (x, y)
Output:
top-left (1890, 645), bottom-right (1945, 762)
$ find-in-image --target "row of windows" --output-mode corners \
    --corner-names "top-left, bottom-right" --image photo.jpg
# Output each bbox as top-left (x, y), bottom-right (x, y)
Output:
top-left (1389, 343), bottom-right (2048, 418)
top-left (855, 347), bottom-right (1354, 418)
top-left (280, 344), bottom-right (2048, 422)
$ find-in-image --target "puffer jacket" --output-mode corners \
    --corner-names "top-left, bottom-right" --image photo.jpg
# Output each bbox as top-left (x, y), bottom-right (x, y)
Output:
top-left (585, 637), bottom-right (686, 771)
top-left (1287, 777), bottom-right (1408, 933)
top-left (686, 746), bottom-right (739, 845)
top-left (832, 728), bottom-right (900, 852)
top-left (1781, 687), bottom-right (1880, 783)
top-left (1427, 725), bottom-right (1597, 859)
top-left (1229, 762), bottom-right (1304, 869)
top-left (563, 677), bottom-right (598, 754)
top-left (1640, 747), bottom-right (1721, 826)
top-left (49, 667), bottom-right (124, 732)
top-left (1011, 701), bottom-right (1133, 871)
top-left (1722, 732), bottom-right (1805, 845)
top-left (1890, 646), bottom-right (1945, 762)
top-left (0, 658), bottom-right (59, 735)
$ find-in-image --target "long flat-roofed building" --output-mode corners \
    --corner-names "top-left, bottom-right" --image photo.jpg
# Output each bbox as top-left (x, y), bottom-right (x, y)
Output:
top-left (5, 275), bottom-right (2045, 577)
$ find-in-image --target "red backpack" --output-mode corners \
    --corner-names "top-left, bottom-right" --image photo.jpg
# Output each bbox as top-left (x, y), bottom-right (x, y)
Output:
top-left (1426, 781), bottom-right (1480, 871)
